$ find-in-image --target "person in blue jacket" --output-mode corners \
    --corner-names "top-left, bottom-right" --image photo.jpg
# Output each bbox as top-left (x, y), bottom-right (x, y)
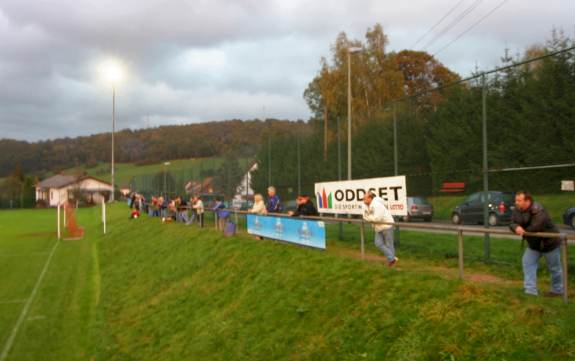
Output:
top-left (266, 186), bottom-right (282, 214)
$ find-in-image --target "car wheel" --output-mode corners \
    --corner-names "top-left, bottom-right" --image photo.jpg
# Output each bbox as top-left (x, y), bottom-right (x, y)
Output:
top-left (488, 213), bottom-right (498, 226)
top-left (424, 216), bottom-right (432, 222)
top-left (451, 213), bottom-right (462, 225)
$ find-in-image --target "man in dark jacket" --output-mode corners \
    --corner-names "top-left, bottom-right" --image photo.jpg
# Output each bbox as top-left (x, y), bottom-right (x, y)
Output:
top-left (509, 191), bottom-right (563, 296)
top-left (289, 195), bottom-right (319, 217)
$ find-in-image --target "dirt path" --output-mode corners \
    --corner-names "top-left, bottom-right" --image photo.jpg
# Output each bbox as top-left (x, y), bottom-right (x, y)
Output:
top-left (327, 244), bottom-right (521, 287)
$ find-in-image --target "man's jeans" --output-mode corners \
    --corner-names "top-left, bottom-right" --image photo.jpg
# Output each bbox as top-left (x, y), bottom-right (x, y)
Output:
top-left (522, 246), bottom-right (563, 295)
top-left (375, 228), bottom-right (395, 262)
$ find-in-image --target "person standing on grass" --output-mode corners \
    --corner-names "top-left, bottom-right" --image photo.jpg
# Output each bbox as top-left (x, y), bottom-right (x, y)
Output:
top-left (509, 190), bottom-right (563, 297)
top-left (362, 192), bottom-right (398, 267)
top-left (193, 197), bottom-right (204, 227)
top-left (266, 186), bottom-right (282, 214)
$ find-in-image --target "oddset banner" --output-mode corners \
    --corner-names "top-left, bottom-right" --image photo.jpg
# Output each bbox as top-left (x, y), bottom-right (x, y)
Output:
top-left (314, 176), bottom-right (408, 216)
top-left (246, 214), bottom-right (326, 250)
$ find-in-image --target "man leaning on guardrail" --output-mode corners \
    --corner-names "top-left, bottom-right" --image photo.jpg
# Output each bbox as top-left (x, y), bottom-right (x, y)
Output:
top-left (509, 190), bottom-right (563, 297)
top-left (362, 192), bottom-right (398, 267)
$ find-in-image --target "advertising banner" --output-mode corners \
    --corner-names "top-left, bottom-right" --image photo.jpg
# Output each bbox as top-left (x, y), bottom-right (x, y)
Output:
top-left (314, 176), bottom-right (408, 216)
top-left (246, 214), bottom-right (326, 250)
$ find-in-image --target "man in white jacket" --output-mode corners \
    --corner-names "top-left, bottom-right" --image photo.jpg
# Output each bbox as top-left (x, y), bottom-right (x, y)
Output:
top-left (362, 192), bottom-right (398, 267)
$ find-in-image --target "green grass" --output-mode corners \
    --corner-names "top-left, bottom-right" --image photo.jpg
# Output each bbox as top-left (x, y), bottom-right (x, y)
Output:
top-left (1, 205), bottom-right (575, 360)
top-left (0, 207), bottom-right (102, 360)
top-left (429, 193), bottom-right (575, 224)
top-left (53, 157), bottom-right (251, 188)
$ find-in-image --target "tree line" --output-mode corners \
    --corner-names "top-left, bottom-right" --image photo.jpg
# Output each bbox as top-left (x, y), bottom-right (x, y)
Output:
top-left (251, 25), bottom-right (575, 198)
top-left (0, 119), bottom-right (306, 178)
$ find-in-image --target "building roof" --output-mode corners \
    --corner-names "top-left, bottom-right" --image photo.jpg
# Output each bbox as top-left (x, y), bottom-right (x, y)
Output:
top-left (37, 174), bottom-right (112, 189)
top-left (37, 174), bottom-right (78, 189)
top-left (185, 177), bottom-right (214, 194)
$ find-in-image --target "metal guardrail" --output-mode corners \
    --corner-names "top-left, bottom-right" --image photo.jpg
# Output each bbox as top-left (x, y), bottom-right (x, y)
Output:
top-left (197, 207), bottom-right (571, 303)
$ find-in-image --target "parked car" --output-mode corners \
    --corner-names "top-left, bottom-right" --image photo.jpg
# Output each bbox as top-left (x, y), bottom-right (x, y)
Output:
top-left (283, 200), bottom-right (298, 213)
top-left (563, 207), bottom-right (575, 229)
top-left (398, 196), bottom-right (433, 222)
top-left (451, 191), bottom-right (514, 226)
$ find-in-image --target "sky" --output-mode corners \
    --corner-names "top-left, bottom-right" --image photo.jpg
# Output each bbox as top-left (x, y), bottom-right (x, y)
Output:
top-left (0, 0), bottom-right (573, 141)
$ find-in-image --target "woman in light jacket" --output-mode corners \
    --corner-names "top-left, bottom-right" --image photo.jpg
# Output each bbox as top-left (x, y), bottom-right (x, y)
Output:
top-left (249, 194), bottom-right (267, 215)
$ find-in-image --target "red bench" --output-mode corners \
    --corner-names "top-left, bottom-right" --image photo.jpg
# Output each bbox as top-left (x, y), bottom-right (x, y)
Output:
top-left (439, 182), bottom-right (465, 193)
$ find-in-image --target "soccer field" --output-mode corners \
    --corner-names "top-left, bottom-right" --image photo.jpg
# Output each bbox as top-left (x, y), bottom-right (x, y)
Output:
top-left (0, 207), bottom-right (101, 361)
top-left (2, 205), bottom-right (575, 361)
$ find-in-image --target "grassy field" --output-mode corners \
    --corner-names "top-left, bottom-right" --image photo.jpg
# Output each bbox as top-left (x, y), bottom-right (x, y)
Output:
top-left (1, 205), bottom-right (575, 360)
top-left (53, 157), bottom-right (252, 188)
top-left (428, 193), bottom-right (575, 224)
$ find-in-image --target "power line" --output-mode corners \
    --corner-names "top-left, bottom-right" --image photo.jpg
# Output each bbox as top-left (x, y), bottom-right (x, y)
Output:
top-left (433, 0), bottom-right (510, 56)
top-left (410, 0), bottom-right (467, 49)
top-left (421, 0), bottom-right (484, 51)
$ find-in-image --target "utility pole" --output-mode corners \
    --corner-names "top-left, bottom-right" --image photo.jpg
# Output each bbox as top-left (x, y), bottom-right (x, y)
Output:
top-left (482, 74), bottom-right (490, 262)
top-left (297, 133), bottom-right (301, 195)
top-left (393, 104), bottom-right (398, 176)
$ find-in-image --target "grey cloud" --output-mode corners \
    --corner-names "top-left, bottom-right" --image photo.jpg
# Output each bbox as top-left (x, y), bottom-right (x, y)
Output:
top-left (0, 0), bottom-right (573, 141)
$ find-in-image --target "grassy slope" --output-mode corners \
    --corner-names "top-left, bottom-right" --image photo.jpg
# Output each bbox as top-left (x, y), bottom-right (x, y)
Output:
top-left (429, 193), bottom-right (575, 223)
top-left (2, 205), bottom-right (575, 360)
top-left (95, 207), bottom-right (575, 361)
top-left (53, 157), bottom-right (251, 188)
top-left (60, 158), bottom-right (222, 187)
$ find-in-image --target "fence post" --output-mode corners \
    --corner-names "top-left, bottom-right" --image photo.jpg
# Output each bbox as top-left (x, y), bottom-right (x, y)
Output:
top-left (360, 221), bottom-right (365, 259)
top-left (63, 201), bottom-right (67, 229)
top-left (214, 212), bottom-right (219, 230)
top-left (234, 209), bottom-right (239, 232)
top-left (561, 236), bottom-right (568, 304)
top-left (57, 203), bottom-right (61, 240)
top-left (102, 198), bottom-right (107, 235)
top-left (458, 229), bottom-right (464, 280)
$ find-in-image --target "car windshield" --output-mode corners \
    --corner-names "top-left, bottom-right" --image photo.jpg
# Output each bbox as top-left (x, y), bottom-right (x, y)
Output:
top-left (501, 193), bottom-right (514, 203)
top-left (412, 197), bottom-right (430, 205)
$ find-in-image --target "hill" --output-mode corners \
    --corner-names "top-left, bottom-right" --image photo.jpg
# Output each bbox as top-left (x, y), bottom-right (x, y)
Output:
top-left (0, 119), bottom-right (307, 178)
top-left (54, 157), bottom-right (252, 189)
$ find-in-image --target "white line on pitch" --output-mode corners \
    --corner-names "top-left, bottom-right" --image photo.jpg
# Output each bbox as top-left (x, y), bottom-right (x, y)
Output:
top-left (0, 300), bottom-right (27, 305)
top-left (0, 239), bottom-right (59, 361)
top-left (0, 252), bottom-right (49, 258)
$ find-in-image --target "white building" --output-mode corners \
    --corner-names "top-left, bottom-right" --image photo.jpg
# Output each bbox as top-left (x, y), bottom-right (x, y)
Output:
top-left (36, 174), bottom-right (113, 207)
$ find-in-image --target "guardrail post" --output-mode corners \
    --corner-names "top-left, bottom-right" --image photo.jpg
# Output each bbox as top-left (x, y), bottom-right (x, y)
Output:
top-left (561, 236), bottom-right (568, 304)
top-left (360, 220), bottom-right (365, 259)
top-left (458, 229), bottom-right (464, 280)
top-left (394, 224), bottom-right (400, 248)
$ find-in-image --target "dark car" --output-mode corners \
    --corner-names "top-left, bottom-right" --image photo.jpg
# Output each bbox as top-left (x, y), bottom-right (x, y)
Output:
top-left (399, 196), bottom-right (433, 222)
top-left (563, 207), bottom-right (575, 229)
top-left (284, 200), bottom-right (298, 213)
top-left (451, 191), bottom-right (514, 226)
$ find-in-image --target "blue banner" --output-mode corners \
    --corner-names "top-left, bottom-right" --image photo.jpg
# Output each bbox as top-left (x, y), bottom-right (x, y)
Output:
top-left (246, 214), bottom-right (326, 250)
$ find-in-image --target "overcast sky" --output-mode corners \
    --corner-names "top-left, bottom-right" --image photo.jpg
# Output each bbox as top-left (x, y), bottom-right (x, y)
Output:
top-left (0, 0), bottom-right (573, 141)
